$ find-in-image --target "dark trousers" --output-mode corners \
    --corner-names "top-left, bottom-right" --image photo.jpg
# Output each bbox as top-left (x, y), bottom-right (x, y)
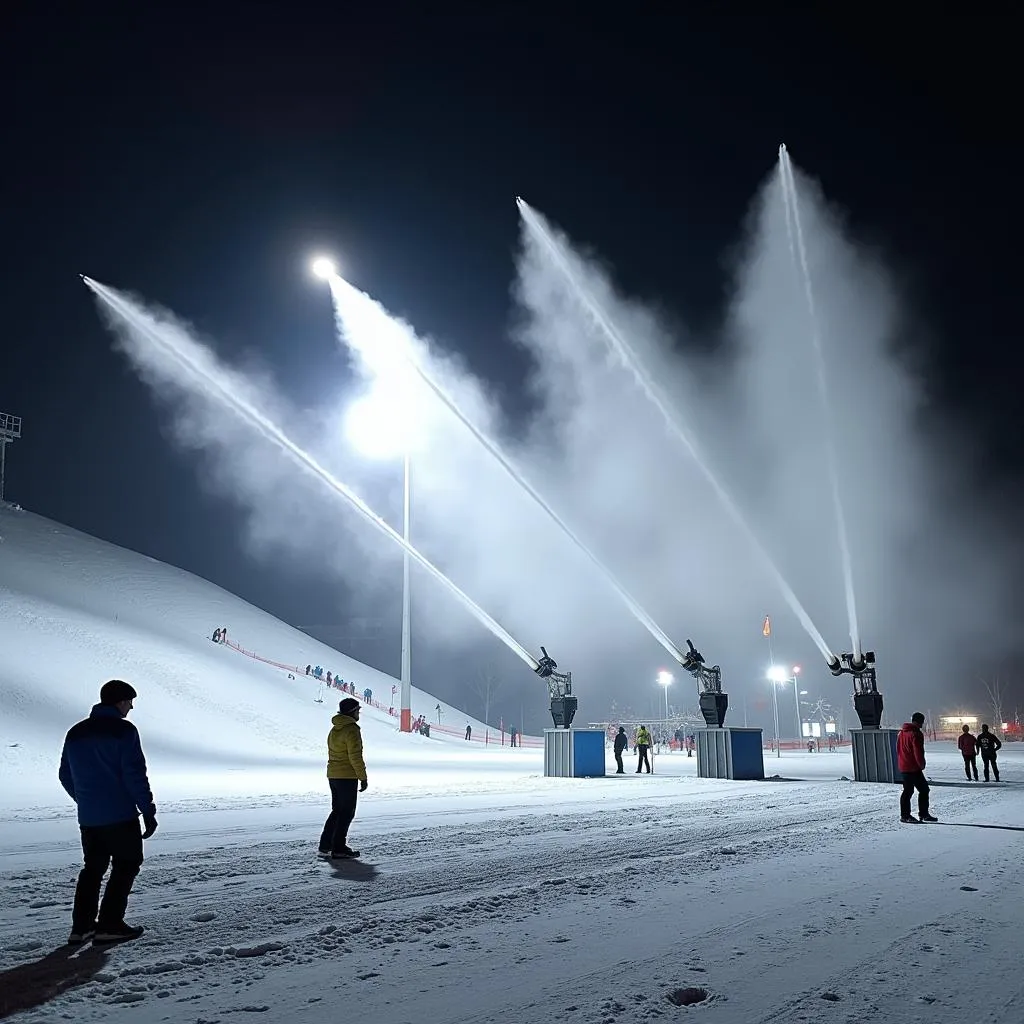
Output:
top-left (73, 818), bottom-right (144, 931)
top-left (900, 770), bottom-right (930, 818)
top-left (319, 778), bottom-right (359, 853)
top-left (614, 751), bottom-right (624, 773)
top-left (963, 754), bottom-right (978, 780)
top-left (636, 745), bottom-right (651, 773)
top-left (982, 754), bottom-right (999, 782)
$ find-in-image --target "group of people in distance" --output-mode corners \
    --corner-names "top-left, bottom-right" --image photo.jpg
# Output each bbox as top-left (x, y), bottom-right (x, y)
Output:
top-left (956, 722), bottom-right (1003, 782)
top-left (897, 712), bottom-right (1005, 825)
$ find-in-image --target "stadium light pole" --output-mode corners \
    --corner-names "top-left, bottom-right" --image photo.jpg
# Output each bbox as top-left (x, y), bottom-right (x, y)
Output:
top-left (657, 670), bottom-right (673, 726)
top-left (0, 411), bottom-right (22, 505)
top-left (344, 389), bottom-right (415, 732)
top-left (792, 664), bottom-right (802, 741)
top-left (767, 665), bottom-right (786, 757)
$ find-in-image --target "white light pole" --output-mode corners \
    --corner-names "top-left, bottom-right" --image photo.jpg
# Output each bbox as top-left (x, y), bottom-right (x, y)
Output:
top-left (312, 254), bottom-right (417, 733)
top-left (767, 665), bottom-right (786, 758)
top-left (792, 665), bottom-right (802, 741)
top-left (343, 387), bottom-right (415, 732)
top-left (657, 670), bottom-right (673, 726)
top-left (400, 449), bottom-right (411, 732)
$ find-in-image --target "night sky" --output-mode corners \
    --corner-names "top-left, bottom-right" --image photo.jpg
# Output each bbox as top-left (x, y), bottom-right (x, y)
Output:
top-left (3, 9), bottom-right (1020, 719)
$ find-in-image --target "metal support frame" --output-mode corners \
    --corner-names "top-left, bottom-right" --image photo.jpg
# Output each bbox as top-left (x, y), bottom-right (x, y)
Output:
top-left (0, 412), bottom-right (22, 505)
top-left (535, 646), bottom-right (577, 728)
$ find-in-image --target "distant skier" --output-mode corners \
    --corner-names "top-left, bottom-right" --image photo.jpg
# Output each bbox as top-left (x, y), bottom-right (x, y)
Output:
top-left (613, 726), bottom-right (628, 773)
top-left (465, 724), bottom-right (472, 741)
top-left (957, 724), bottom-right (979, 781)
top-left (976, 724), bottom-right (1002, 782)
top-left (212, 628), bottom-right (221, 643)
top-left (897, 712), bottom-right (937, 823)
top-left (509, 725), bottom-right (518, 748)
top-left (318, 697), bottom-right (368, 861)
top-left (58, 680), bottom-right (157, 944)
top-left (220, 627), bottom-right (228, 644)
top-left (636, 725), bottom-right (652, 773)
top-left (306, 665), bottom-right (311, 676)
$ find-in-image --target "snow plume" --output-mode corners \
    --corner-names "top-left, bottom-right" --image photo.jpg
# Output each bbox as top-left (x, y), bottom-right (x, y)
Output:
top-left (512, 165), bottom-right (1019, 711)
top-left (84, 277), bottom-right (538, 672)
top-left (88, 153), bottom-right (1020, 717)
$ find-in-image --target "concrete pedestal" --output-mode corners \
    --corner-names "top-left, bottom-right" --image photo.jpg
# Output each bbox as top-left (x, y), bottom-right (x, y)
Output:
top-left (697, 727), bottom-right (765, 781)
top-left (544, 728), bottom-right (607, 778)
top-left (850, 728), bottom-right (901, 783)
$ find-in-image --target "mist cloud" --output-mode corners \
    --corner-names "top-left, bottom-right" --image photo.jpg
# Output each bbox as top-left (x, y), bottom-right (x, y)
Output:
top-left (91, 156), bottom-right (1020, 725)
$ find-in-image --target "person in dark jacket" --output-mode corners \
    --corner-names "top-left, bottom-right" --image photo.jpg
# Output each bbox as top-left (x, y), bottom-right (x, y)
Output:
top-left (957, 724), bottom-right (979, 781)
top-left (613, 726), bottom-right (628, 773)
top-left (976, 724), bottom-right (1002, 781)
top-left (896, 712), bottom-right (937, 823)
top-left (58, 680), bottom-right (157, 945)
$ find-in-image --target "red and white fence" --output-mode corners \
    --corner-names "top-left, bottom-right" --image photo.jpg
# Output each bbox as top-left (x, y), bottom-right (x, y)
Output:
top-left (215, 632), bottom-right (543, 747)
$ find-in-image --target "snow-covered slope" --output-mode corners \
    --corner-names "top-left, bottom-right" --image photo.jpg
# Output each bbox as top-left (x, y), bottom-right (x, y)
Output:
top-left (0, 504), bottom-right (526, 811)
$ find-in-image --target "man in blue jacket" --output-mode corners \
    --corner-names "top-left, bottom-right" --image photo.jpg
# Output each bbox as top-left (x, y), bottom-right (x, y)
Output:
top-left (58, 679), bottom-right (158, 945)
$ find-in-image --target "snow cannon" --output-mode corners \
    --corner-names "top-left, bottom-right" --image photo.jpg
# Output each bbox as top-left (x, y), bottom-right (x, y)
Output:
top-left (827, 650), bottom-right (882, 729)
top-left (680, 639), bottom-right (728, 728)
top-left (535, 646), bottom-right (577, 728)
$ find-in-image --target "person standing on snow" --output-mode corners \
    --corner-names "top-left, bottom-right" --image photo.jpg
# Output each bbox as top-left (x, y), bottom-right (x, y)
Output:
top-left (319, 697), bottom-right (368, 860)
top-left (976, 724), bottom-right (1002, 781)
top-left (635, 725), bottom-right (652, 773)
top-left (613, 726), bottom-right (628, 774)
top-left (897, 712), bottom-right (937, 823)
top-left (957, 724), bottom-right (979, 781)
top-left (58, 679), bottom-right (157, 945)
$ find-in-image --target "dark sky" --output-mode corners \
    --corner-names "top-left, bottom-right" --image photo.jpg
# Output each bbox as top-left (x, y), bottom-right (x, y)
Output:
top-left (2, 9), bottom-right (1020, 723)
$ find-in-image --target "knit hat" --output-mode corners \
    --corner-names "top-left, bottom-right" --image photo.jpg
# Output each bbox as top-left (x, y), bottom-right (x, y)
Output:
top-left (100, 679), bottom-right (138, 705)
top-left (338, 697), bottom-right (360, 717)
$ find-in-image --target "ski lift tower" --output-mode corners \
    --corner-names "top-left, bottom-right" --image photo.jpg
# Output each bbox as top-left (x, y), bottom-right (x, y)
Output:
top-left (0, 411), bottom-right (21, 504)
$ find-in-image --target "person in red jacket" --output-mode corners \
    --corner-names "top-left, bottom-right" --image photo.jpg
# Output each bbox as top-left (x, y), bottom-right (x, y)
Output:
top-left (957, 724), bottom-right (979, 781)
top-left (897, 712), bottom-right (938, 823)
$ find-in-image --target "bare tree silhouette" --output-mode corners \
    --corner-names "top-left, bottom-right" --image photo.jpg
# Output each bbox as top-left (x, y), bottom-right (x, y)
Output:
top-left (469, 664), bottom-right (503, 727)
top-left (981, 675), bottom-right (1006, 736)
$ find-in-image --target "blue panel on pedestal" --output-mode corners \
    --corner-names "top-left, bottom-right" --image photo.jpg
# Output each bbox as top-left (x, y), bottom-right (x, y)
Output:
top-left (697, 727), bottom-right (765, 780)
top-left (570, 730), bottom-right (606, 777)
top-left (728, 728), bottom-right (765, 780)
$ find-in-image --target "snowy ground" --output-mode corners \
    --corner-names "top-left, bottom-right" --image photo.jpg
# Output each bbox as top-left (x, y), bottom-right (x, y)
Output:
top-left (4, 505), bottom-right (1024, 1021)
top-left (3, 744), bottom-right (1023, 1023)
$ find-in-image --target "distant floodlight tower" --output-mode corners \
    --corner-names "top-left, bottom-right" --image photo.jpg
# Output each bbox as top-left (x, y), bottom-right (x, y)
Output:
top-left (344, 390), bottom-right (414, 733)
top-left (0, 411), bottom-right (22, 504)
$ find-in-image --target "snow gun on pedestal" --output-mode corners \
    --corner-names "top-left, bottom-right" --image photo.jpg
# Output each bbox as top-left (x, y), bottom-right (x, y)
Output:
top-left (534, 646), bottom-right (577, 729)
top-left (681, 639), bottom-right (728, 727)
top-left (826, 649), bottom-right (881, 729)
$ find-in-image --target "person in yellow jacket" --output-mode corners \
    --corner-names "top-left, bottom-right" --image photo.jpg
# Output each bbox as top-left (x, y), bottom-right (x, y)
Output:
top-left (318, 697), bottom-right (368, 860)
top-left (635, 725), bottom-right (652, 774)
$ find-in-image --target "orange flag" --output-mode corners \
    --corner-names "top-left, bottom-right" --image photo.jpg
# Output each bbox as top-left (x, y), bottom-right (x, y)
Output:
top-left (762, 615), bottom-right (771, 638)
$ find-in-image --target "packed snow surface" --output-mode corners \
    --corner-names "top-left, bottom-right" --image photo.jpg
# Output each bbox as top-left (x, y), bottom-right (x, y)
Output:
top-left (2, 503), bottom-right (1023, 1022)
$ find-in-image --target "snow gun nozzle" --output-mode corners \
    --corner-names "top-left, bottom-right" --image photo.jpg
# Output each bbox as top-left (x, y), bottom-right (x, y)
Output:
top-left (829, 651), bottom-right (876, 677)
top-left (535, 646), bottom-right (558, 678)
top-left (681, 639), bottom-right (706, 676)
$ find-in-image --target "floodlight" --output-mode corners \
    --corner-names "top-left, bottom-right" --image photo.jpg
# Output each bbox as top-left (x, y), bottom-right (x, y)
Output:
top-left (311, 256), bottom-right (336, 281)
